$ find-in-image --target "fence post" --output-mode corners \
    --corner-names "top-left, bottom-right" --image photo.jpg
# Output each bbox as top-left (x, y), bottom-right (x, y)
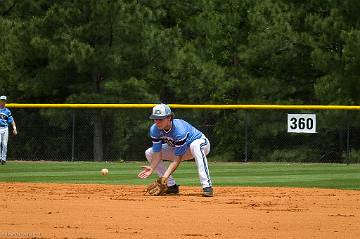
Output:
top-left (346, 116), bottom-right (350, 165)
top-left (72, 110), bottom-right (75, 161)
top-left (244, 110), bottom-right (248, 162)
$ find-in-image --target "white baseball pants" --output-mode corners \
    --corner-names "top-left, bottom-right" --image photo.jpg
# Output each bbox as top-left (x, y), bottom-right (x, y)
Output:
top-left (0, 127), bottom-right (9, 162)
top-left (145, 135), bottom-right (212, 188)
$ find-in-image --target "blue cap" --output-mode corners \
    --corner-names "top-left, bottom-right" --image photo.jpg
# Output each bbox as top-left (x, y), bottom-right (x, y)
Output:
top-left (149, 104), bottom-right (172, 119)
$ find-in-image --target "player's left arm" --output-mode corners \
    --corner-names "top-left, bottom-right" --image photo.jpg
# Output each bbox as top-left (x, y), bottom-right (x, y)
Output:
top-left (163, 155), bottom-right (182, 179)
top-left (7, 111), bottom-right (17, 135)
top-left (11, 120), bottom-right (17, 135)
top-left (162, 131), bottom-right (188, 178)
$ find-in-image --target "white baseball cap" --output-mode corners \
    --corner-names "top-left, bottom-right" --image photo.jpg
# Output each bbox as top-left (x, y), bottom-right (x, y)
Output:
top-left (149, 104), bottom-right (172, 119)
top-left (0, 95), bottom-right (7, 101)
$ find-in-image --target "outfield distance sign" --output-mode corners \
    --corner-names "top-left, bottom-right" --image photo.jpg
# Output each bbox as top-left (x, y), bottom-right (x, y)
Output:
top-left (287, 114), bottom-right (316, 133)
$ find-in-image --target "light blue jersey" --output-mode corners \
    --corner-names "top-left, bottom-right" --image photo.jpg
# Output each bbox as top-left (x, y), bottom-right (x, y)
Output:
top-left (150, 119), bottom-right (203, 156)
top-left (0, 108), bottom-right (13, 128)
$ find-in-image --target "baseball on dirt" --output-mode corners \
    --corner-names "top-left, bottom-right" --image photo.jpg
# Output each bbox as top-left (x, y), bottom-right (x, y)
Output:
top-left (101, 168), bottom-right (109, 176)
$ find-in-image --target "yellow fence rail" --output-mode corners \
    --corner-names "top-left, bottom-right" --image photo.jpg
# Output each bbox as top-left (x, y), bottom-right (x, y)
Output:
top-left (6, 103), bottom-right (360, 110)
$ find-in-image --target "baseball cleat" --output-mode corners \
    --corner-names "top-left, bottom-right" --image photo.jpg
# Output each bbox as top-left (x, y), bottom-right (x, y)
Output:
top-left (1, 160), bottom-right (6, 165)
top-left (202, 187), bottom-right (213, 197)
top-left (166, 184), bottom-right (179, 194)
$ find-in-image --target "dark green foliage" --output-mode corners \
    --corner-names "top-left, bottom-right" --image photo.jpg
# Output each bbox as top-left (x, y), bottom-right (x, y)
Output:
top-left (1, 0), bottom-right (360, 162)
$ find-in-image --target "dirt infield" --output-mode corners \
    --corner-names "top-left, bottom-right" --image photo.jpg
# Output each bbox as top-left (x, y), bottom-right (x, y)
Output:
top-left (1, 183), bottom-right (359, 239)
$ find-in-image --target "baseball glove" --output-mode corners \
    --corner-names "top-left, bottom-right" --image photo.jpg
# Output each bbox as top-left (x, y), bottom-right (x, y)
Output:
top-left (146, 177), bottom-right (168, 196)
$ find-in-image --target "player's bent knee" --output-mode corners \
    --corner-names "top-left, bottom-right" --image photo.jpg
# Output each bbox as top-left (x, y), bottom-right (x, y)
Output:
top-left (190, 141), bottom-right (197, 149)
top-left (189, 141), bottom-right (200, 153)
top-left (145, 148), bottom-right (153, 162)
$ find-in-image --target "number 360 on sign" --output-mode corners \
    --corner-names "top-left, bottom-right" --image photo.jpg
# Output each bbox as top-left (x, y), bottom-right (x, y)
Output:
top-left (287, 114), bottom-right (317, 133)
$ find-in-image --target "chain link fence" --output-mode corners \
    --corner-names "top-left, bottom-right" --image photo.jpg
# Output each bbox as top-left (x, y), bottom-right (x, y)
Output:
top-left (6, 107), bottom-right (360, 163)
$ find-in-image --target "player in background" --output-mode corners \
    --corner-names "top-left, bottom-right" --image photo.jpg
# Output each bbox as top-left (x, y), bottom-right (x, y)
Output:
top-left (0, 96), bottom-right (17, 165)
top-left (138, 103), bottom-right (213, 197)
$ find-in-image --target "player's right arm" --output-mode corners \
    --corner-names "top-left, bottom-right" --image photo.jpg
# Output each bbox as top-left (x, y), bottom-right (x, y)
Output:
top-left (138, 151), bottom-right (162, 179)
top-left (138, 125), bottom-right (162, 179)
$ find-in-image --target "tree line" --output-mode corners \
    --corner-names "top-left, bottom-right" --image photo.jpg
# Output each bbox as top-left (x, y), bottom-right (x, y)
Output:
top-left (1, 0), bottom-right (360, 162)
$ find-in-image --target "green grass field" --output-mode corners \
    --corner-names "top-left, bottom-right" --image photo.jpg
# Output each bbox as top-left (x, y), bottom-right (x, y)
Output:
top-left (1, 161), bottom-right (360, 190)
